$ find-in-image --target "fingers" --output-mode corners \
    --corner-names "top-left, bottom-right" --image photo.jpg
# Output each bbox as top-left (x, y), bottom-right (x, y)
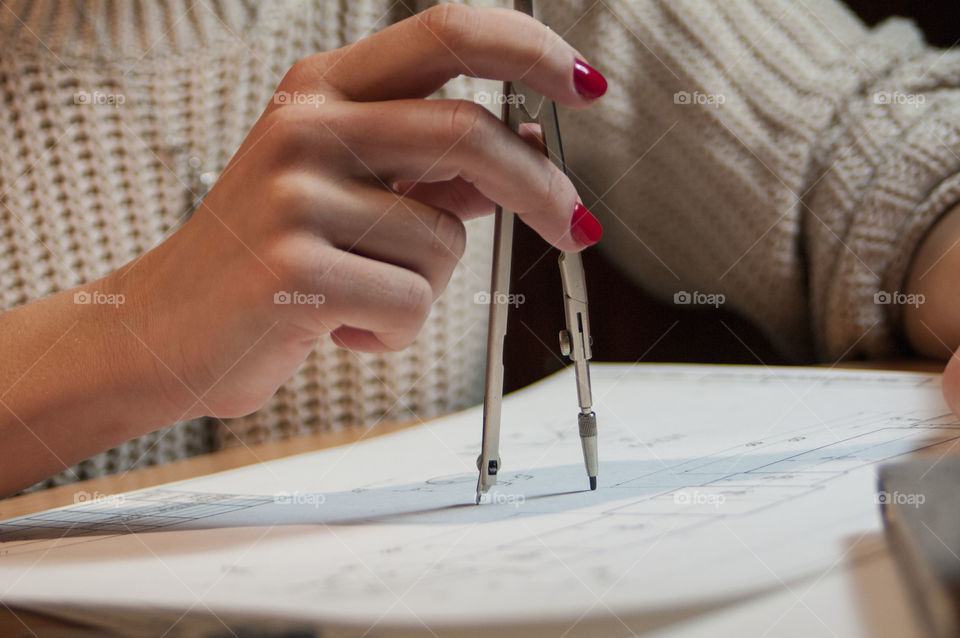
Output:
top-left (944, 352), bottom-right (960, 417)
top-left (288, 5), bottom-right (605, 107)
top-left (304, 182), bottom-right (467, 298)
top-left (518, 122), bottom-right (547, 156)
top-left (311, 99), bottom-right (592, 251)
top-left (395, 124), bottom-right (545, 218)
top-left (330, 326), bottom-right (392, 352)
top-left (394, 177), bottom-right (495, 220)
top-left (275, 233), bottom-right (433, 351)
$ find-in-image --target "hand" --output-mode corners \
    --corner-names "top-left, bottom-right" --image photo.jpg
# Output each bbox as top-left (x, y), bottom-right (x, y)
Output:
top-left (115, 5), bottom-right (608, 422)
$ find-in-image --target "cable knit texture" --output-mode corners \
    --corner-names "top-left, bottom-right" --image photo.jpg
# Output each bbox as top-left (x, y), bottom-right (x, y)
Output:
top-left (2, 0), bottom-right (958, 489)
top-left (541, 0), bottom-right (960, 361)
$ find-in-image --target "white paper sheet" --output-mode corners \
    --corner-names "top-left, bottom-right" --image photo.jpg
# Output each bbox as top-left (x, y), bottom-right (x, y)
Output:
top-left (0, 364), bottom-right (956, 636)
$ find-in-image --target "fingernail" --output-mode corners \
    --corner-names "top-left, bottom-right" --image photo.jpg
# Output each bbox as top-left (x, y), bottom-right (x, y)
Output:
top-left (573, 59), bottom-right (608, 100)
top-left (571, 202), bottom-right (603, 246)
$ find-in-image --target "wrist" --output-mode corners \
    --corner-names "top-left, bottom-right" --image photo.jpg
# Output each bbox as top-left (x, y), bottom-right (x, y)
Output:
top-left (91, 258), bottom-right (198, 427)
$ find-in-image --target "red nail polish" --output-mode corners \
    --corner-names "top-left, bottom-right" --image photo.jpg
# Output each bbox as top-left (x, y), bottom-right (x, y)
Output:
top-left (571, 202), bottom-right (603, 246)
top-left (573, 59), bottom-right (608, 100)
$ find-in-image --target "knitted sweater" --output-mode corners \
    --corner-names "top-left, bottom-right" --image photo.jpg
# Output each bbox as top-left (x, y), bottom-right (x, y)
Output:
top-left (540, 0), bottom-right (960, 361)
top-left (1, 1), bottom-right (956, 489)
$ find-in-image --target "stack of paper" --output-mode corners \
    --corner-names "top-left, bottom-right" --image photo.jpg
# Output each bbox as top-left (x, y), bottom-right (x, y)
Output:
top-left (1, 364), bottom-right (955, 636)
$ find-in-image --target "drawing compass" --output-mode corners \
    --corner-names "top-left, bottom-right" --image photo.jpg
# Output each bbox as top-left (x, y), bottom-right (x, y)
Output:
top-left (475, 0), bottom-right (599, 504)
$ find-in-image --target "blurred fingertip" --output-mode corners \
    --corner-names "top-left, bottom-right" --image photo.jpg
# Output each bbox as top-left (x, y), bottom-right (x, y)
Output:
top-left (944, 353), bottom-right (960, 415)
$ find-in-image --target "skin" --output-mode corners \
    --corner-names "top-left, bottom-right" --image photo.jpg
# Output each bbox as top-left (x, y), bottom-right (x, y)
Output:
top-left (0, 5), bottom-right (602, 496)
top-left (904, 202), bottom-right (960, 416)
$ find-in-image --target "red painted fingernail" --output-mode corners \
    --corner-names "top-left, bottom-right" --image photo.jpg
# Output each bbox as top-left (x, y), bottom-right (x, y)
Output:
top-left (573, 59), bottom-right (608, 100)
top-left (571, 202), bottom-right (603, 246)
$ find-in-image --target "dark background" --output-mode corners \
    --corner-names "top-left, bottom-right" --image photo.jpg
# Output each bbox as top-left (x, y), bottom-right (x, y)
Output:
top-left (502, 0), bottom-right (960, 392)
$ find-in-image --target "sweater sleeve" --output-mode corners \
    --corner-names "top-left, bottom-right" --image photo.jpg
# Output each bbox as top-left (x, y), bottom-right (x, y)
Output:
top-left (539, 0), bottom-right (960, 361)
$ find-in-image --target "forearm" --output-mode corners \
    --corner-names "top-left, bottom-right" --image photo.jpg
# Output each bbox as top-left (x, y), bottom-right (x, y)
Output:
top-left (905, 202), bottom-right (960, 359)
top-left (0, 270), bottom-right (175, 496)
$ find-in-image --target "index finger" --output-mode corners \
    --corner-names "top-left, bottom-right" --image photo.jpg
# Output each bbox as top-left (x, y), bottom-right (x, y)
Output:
top-left (286, 5), bottom-right (607, 106)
